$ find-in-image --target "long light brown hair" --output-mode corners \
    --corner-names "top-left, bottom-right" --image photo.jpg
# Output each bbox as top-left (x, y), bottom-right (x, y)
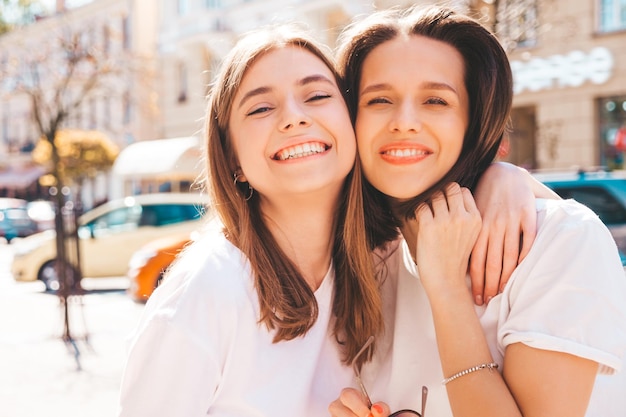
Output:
top-left (205, 24), bottom-right (383, 366)
top-left (337, 5), bottom-right (514, 226)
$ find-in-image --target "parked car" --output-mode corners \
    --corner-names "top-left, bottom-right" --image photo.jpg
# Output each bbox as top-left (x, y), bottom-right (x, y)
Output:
top-left (0, 205), bottom-right (39, 242)
top-left (533, 169), bottom-right (626, 258)
top-left (11, 193), bottom-right (208, 291)
top-left (127, 232), bottom-right (195, 302)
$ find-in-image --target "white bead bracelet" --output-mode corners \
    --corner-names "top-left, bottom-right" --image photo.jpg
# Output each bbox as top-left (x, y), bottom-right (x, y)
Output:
top-left (441, 362), bottom-right (499, 385)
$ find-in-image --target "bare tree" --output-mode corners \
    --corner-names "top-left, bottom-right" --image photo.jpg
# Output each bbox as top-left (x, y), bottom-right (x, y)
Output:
top-left (0, 0), bottom-right (49, 34)
top-left (0, 15), bottom-right (144, 361)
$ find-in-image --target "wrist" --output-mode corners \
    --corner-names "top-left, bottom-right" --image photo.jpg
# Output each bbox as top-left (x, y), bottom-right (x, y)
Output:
top-left (424, 279), bottom-right (473, 310)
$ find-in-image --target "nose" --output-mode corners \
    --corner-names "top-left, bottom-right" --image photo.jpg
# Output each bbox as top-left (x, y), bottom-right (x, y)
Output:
top-left (390, 100), bottom-right (421, 133)
top-left (279, 98), bottom-right (312, 131)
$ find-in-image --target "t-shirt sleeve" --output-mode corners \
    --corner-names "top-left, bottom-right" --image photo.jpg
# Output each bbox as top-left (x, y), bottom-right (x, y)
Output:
top-left (117, 236), bottom-right (243, 416)
top-left (498, 199), bottom-right (626, 374)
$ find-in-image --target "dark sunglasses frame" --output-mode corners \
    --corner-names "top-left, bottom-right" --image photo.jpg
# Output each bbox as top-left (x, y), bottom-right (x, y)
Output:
top-left (352, 336), bottom-right (428, 417)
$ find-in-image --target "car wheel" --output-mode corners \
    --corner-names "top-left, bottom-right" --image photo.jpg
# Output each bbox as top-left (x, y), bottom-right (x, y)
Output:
top-left (39, 260), bottom-right (60, 292)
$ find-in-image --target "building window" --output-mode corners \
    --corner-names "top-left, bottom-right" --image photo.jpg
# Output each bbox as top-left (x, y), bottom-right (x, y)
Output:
top-left (123, 91), bottom-right (132, 124)
top-left (495, 0), bottom-right (538, 50)
top-left (177, 0), bottom-right (189, 15)
top-left (104, 97), bottom-right (111, 130)
top-left (206, 0), bottom-right (221, 8)
top-left (599, 0), bottom-right (626, 32)
top-left (89, 98), bottom-right (97, 129)
top-left (2, 109), bottom-right (8, 145)
top-left (102, 25), bottom-right (110, 55)
top-left (599, 95), bottom-right (626, 170)
top-left (177, 62), bottom-right (188, 103)
top-left (122, 16), bottom-right (131, 50)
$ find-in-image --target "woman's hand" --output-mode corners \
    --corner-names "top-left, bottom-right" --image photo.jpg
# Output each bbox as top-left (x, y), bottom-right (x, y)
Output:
top-left (414, 183), bottom-right (482, 296)
top-left (328, 388), bottom-right (391, 417)
top-left (471, 162), bottom-right (541, 304)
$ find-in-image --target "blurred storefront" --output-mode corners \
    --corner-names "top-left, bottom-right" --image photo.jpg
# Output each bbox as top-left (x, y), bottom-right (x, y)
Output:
top-left (497, 0), bottom-right (626, 171)
top-left (0, 163), bottom-right (47, 200)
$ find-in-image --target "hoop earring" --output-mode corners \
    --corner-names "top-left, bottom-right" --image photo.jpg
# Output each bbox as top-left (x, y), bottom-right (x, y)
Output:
top-left (233, 172), bottom-right (254, 201)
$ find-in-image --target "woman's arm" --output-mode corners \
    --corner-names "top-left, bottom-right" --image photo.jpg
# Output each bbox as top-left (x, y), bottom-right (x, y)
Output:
top-left (472, 162), bottom-right (561, 305)
top-left (415, 185), bottom-right (603, 417)
top-left (503, 343), bottom-right (597, 416)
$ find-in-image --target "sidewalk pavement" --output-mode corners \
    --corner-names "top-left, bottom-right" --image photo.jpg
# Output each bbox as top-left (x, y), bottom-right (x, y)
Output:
top-left (0, 277), bottom-right (145, 417)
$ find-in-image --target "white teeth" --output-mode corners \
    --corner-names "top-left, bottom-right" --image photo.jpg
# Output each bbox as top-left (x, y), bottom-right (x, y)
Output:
top-left (385, 149), bottom-right (428, 157)
top-left (276, 143), bottom-right (327, 160)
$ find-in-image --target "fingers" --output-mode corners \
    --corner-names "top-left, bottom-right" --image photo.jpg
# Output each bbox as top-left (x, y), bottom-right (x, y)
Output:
top-left (415, 183), bottom-right (482, 293)
top-left (518, 206), bottom-right (537, 263)
top-left (460, 186), bottom-right (479, 215)
top-left (370, 402), bottom-right (391, 417)
top-left (483, 231), bottom-right (505, 300)
top-left (499, 222), bottom-right (522, 292)
top-left (328, 388), bottom-right (372, 417)
top-left (427, 183), bottom-right (466, 217)
top-left (470, 214), bottom-right (508, 304)
top-left (469, 207), bottom-right (536, 305)
top-left (469, 233), bottom-right (488, 305)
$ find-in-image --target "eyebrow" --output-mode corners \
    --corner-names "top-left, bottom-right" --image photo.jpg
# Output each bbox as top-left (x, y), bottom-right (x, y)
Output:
top-left (360, 81), bottom-right (459, 96)
top-left (237, 74), bottom-right (335, 109)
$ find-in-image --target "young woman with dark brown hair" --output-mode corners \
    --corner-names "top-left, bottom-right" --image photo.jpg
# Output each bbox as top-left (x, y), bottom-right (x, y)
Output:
top-left (331, 5), bottom-right (626, 417)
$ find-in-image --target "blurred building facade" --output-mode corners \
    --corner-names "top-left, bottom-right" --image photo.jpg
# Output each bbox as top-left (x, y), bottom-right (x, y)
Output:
top-left (155, 0), bottom-right (428, 140)
top-left (1, 0), bottom-right (625, 201)
top-left (0, 0), bottom-right (159, 200)
top-left (498, 0), bottom-right (626, 171)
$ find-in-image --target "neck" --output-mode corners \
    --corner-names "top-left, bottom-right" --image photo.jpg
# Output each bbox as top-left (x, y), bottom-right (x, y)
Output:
top-left (399, 217), bottom-right (419, 265)
top-left (260, 190), bottom-right (339, 290)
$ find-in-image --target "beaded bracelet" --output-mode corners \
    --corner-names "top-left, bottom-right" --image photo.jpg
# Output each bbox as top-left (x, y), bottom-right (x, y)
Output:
top-left (441, 362), bottom-right (499, 385)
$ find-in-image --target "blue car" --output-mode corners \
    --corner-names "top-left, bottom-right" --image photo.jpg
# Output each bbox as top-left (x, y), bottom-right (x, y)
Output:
top-left (0, 206), bottom-right (39, 242)
top-left (534, 169), bottom-right (626, 263)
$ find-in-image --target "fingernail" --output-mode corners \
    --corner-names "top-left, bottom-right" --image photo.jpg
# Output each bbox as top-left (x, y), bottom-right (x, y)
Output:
top-left (475, 295), bottom-right (483, 305)
top-left (486, 295), bottom-right (493, 304)
top-left (372, 404), bottom-right (384, 415)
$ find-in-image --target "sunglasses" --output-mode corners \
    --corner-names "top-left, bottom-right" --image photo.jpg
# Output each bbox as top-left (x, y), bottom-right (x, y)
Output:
top-left (352, 336), bottom-right (428, 417)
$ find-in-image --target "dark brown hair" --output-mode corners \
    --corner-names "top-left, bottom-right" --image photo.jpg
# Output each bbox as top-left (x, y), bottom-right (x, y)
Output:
top-left (205, 24), bottom-right (383, 366)
top-left (337, 5), bottom-right (513, 225)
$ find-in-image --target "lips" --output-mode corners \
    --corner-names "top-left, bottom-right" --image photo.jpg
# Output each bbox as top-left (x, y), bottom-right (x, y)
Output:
top-left (378, 143), bottom-right (433, 163)
top-left (272, 142), bottom-right (329, 161)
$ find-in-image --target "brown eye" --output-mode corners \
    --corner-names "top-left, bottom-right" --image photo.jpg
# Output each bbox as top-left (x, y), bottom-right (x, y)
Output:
top-left (307, 93), bottom-right (331, 102)
top-left (424, 97), bottom-right (447, 105)
top-left (246, 106), bottom-right (273, 116)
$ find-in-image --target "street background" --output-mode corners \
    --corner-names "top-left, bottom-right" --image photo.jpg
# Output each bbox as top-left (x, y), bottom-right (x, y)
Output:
top-left (0, 242), bottom-right (144, 417)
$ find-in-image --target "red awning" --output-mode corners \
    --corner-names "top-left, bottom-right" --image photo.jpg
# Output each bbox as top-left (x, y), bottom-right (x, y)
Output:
top-left (0, 166), bottom-right (47, 189)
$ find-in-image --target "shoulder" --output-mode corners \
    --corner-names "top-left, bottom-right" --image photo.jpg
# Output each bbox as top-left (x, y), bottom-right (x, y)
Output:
top-left (533, 198), bottom-right (620, 259)
top-left (513, 198), bottom-right (623, 293)
top-left (537, 197), bottom-right (608, 231)
top-left (495, 199), bottom-right (626, 372)
top-left (143, 228), bottom-right (255, 323)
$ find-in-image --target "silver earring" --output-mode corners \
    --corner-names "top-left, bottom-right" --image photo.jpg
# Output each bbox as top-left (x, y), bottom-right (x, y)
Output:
top-left (233, 171), bottom-right (254, 201)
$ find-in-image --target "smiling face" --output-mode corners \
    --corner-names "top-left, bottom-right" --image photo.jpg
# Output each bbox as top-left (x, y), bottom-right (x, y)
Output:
top-left (228, 46), bottom-right (356, 203)
top-left (356, 35), bottom-right (469, 201)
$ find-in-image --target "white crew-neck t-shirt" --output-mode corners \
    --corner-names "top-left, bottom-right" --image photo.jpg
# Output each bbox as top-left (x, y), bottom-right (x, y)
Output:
top-left (365, 198), bottom-right (626, 417)
top-left (118, 230), bottom-right (353, 417)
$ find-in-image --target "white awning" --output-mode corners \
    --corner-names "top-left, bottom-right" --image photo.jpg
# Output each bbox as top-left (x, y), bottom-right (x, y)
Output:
top-left (112, 136), bottom-right (203, 181)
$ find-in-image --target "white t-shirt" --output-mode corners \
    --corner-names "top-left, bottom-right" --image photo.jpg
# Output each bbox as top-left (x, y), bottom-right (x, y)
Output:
top-left (118, 198), bottom-right (626, 417)
top-left (365, 198), bottom-right (626, 417)
top-left (117, 230), bottom-right (354, 417)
